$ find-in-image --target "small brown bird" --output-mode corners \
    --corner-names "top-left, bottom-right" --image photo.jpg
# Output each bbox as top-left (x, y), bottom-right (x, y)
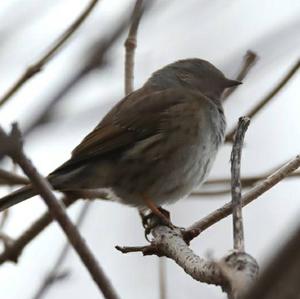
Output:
top-left (0, 59), bottom-right (241, 219)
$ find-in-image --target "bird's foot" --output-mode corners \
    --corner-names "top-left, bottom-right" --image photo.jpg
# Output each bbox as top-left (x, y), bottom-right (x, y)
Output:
top-left (139, 207), bottom-right (177, 241)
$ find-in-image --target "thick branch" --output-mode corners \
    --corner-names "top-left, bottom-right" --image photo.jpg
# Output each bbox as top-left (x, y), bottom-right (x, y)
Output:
top-left (187, 154), bottom-right (300, 237)
top-left (116, 225), bottom-right (258, 297)
top-left (117, 226), bottom-right (225, 287)
top-left (0, 125), bottom-right (119, 299)
top-left (0, 0), bottom-right (99, 107)
top-left (32, 201), bottom-right (91, 299)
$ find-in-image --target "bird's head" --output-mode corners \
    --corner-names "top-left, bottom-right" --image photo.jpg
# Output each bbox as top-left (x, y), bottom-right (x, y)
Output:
top-left (146, 58), bottom-right (241, 101)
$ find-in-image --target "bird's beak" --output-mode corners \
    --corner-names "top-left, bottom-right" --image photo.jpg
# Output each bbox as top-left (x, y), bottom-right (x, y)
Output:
top-left (224, 79), bottom-right (242, 87)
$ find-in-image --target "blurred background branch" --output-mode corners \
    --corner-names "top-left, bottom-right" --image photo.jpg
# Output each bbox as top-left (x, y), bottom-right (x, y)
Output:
top-left (0, 0), bottom-right (99, 108)
top-left (0, 1), bottom-right (299, 298)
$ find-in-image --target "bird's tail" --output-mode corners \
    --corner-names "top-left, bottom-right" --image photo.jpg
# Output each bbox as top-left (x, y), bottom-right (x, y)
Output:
top-left (0, 185), bottom-right (38, 212)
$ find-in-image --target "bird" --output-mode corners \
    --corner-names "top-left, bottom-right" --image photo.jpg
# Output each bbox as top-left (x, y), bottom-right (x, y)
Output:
top-left (0, 58), bottom-right (241, 222)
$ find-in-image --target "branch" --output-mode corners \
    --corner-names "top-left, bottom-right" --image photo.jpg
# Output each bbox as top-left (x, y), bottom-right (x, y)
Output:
top-left (0, 2), bottom-right (148, 265)
top-left (222, 51), bottom-right (258, 101)
top-left (0, 168), bottom-right (29, 186)
top-left (0, 0), bottom-right (99, 108)
top-left (204, 171), bottom-right (300, 186)
top-left (117, 225), bottom-right (258, 297)
top-left (0, 196), bottom-right (77, 264)
top-left (115, 119), bottom-right (261, 297)
top-left (159, 258), bottom-right (167, 299)
top-left (23, 3), bottom-right (134, 136)
top-left (0, 125), bottom-right (119, 299)
top-left (187, 154), bottom-right (300, 238)
top-left (124, 0), bottom-right (145, 95)
top-left (220, 117), bottom-right (258, 299)
top-left (230, 117), bottom-right (250, 252)
top-left (117, 226), bottom-right (226, 287)
top-left (191, 170), bottom-right (300, 197)
top-left (31, 201), bottom-right (91, 299)
top-left (0, 156), bottom-right (299, 265)
top-left (226, 59), bottom-right (300, 142)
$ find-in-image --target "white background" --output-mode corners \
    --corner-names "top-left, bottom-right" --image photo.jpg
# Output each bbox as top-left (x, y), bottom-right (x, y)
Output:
top-left (0, 0), bottom-right (300, 298)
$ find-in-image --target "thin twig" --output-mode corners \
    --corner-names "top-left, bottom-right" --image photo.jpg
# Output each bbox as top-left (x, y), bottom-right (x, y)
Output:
top-left (31, 201), bottom-right (91, 299)
top-left (226, 59), bottom-right (300, 142)
top-left (159, 258), bottom-right (167, 299)
top-left (0, 0), bottom-right (99, 108)
top-left (33, 0), bottom-right (147, 293)
top-left (0, 2), bottom-right (150, 266)
top-left (191, 171), bottom-right (300, 197)
top-left (124, 0), bottom-right (144, 95)
top-left (2, 167), bottom-right (298, 195)
top-left (187, 154), bottom-right (300, 239)
top-left (191, 189), bottom-right (235, 197)
top-left (0, 163), bottom-right (17, 240)
top-left (0, 125), bottom-right (119, 299)
top-left (0, 168), bottom-right (29, 186)
top-left (230, 117), bottom-right (250, 252)
top-left (222, 51), bottom-right (258, 101)
top-left (204, 171), bottom-right (300, 186)
top-left (0, 196), bottom-right (77, 264)
top-left (1, 159), bottom-right (299, 265)
top-left (124, 2), bottom-right (169, 297)
top-left (23, 4), bottom-right (134, 136)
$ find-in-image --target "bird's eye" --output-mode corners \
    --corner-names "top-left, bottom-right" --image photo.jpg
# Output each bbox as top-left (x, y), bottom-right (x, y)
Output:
top-left (178, 72), bottom-right (193, 82)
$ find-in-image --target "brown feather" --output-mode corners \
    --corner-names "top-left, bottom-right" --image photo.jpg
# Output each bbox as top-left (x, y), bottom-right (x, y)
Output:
top-left (50, 87), bottom-right (199, 176)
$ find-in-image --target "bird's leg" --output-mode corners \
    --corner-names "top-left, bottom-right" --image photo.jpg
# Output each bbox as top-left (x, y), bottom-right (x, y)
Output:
top-left (142, 194), bottom-right (172, 226)
top-left (139, 201), bottom-right (173, 241)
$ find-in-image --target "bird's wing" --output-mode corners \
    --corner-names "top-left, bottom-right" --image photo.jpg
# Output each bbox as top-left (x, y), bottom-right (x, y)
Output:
top-left (50, 87), bottom-right (199, 175)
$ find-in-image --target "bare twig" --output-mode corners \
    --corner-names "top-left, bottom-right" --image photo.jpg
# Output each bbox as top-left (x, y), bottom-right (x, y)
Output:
top-left (0, 163), bottom-right (17, 242)
top-left (124, 3), bottom-right (169, 297)
top-left (191, 171), bottom-right (300, 197)
top-left (187, 155), bottom-right (300, 238)
top-left (117, 226), bottom-right (225, 287)
top-left (226, 59), bottom-right (300, 142)
top-left (204, 171), bottom-right (300, 186)
top-left (117, 224), bottom-right (258, 296)
top-left (0, 196), bottom-right (77, 264)
top-left (230, 117), bottom-right (250, 252)
top-left (0, 2), bottom-right (149, 265)
top-left (31, 271), bottom-right (69, 299)
top-left (0, 125), bottom-right (119, 299)
top-left (0, 209), bottom-right (9, 231)
top-left (124, 0), bottom-right (144, 95)
top-left (31, 201), bottom-right (91, 299)
top-left (159, 258), bottom-right (167, 299)
top-left (2, 155), bottom-right (298, 265)
top-left (23, 5), bottom-right (134, 136)
top-left (191, 189), bottom-right (235, 197)
top-left (222, 51), bottom-right (258, 101)
top-left (0, 168), bottom-right (29, 186)
top-left (0, 0), bottom-right (99, 108)
top-left (30, 4), bottom-right (145, 294)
